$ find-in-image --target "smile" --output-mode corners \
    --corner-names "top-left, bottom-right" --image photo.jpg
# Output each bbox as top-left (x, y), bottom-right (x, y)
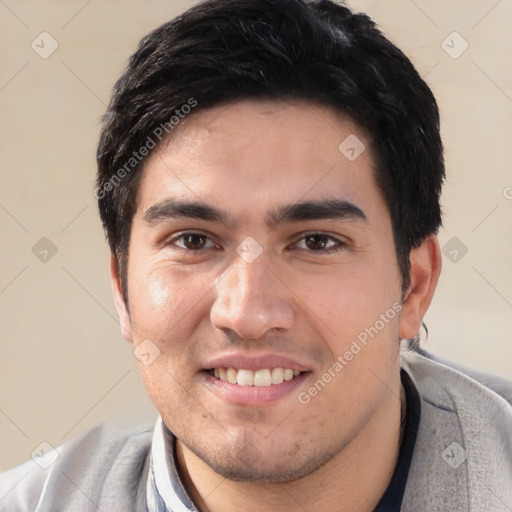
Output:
top-left (211, 367), bottom-right (302, 387)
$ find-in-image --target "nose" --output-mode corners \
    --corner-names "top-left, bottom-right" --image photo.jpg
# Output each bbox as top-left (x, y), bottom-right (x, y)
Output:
top-left (210, 256), bottom-right (295, 340)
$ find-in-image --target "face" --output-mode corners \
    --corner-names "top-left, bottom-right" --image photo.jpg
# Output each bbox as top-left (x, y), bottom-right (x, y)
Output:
top-left (114, 100), bottom-right (412, 483)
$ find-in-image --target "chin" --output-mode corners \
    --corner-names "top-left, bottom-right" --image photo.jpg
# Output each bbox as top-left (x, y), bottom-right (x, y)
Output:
top-left (186, 436), bottom-right (340, 484)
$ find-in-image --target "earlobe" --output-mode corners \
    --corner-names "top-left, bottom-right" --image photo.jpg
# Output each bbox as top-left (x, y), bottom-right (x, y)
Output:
top-left (399, 234), bottom-right (442, 340)
top-left (109, 254), bottom-right (134, 343)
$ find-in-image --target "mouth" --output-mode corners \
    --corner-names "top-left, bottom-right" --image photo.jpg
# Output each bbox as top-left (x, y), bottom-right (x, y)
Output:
top-left (201, 354), bottom-right (311, 405)
top-left (209, 367), bottom-right (303, 387)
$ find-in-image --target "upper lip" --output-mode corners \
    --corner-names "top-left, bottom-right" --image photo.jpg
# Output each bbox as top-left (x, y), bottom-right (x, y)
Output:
top-left (204, 353), bottom-right (310, 372)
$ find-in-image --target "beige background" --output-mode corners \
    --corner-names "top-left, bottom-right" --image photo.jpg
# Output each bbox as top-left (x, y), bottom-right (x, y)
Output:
top-left (1, 0), bottom-right (511, 471)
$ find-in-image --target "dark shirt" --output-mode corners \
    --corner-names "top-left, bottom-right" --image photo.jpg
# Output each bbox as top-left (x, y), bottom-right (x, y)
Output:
top-left (373, 369), bottom-right (421, 512)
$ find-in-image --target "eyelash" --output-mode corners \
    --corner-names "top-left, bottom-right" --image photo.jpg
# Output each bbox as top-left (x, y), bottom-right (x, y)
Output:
top-left (293, 233), bottom-right (346, 254)
top-left (168, 232), bottom-right (346, 254)
top-left (171, 232), bottom-right (218, 251)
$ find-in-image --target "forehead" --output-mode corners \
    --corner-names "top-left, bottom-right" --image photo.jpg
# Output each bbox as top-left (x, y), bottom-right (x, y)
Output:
top-left (135, 100), bottom-right (385, 223)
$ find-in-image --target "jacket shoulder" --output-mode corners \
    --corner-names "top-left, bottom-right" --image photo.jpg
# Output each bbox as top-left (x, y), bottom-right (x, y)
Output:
top-left (401, 349), bottom-right (512, 511)
top-left (0, 423), bottom-right (153, 512)
top-left (414, 347), bottom-right (512, 405)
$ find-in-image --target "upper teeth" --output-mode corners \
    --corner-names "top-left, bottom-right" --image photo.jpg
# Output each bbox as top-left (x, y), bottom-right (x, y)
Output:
top-left (213, 368), bottom-right (301, 386)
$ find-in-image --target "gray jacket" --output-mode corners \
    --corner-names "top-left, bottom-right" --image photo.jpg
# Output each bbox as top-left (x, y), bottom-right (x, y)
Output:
top-left (1, 350), bottom-right (511, 511)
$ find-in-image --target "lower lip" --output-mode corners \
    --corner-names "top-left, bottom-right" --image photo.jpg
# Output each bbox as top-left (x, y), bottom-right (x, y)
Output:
top-left (201, 371), bottom-right (310, 406)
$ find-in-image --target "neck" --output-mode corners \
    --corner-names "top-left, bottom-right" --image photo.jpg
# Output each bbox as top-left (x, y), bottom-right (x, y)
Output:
top-left (176, 382), bottom-right (405, 512)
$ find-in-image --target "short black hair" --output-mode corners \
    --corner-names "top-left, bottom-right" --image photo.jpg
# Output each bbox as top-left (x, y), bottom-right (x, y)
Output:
top-left (96, 0), bottom-right (444, 300)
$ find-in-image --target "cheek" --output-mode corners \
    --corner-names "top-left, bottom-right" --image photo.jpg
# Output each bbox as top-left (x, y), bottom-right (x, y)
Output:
top-left (295, 262), bottom-right (401, 372)
top-left (128, 265), bottom-right (213, 345)
top-left (128, 268), bottom-right (211, 410)
top-left (297, 267), bottom-right (382, 331)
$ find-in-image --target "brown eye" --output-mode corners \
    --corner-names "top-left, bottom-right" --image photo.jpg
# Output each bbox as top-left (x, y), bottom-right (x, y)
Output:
top-left (294, 233), bottom-right (345, 254)
top-left (304, 234), bottom-right (331, 250)
top-left (175, 233), bottom-right (214, 250)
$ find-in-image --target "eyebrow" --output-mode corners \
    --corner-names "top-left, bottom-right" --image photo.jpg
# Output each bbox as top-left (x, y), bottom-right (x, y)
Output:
top-left (265, 199), bottom-right (366, 229)
top-left (143, 199), bottom-right (228, 225)
top-left (142, 198), bottom-right (367, 228)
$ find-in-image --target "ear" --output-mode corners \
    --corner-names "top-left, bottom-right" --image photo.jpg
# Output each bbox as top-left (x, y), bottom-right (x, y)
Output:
top-left (399, 234), bottom-right (442, 339)
top-left (110, 254), bottom-right (134, 343)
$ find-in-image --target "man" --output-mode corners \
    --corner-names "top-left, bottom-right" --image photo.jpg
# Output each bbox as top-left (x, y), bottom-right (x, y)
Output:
top-left (1, 0), bottom-right (511, 510)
